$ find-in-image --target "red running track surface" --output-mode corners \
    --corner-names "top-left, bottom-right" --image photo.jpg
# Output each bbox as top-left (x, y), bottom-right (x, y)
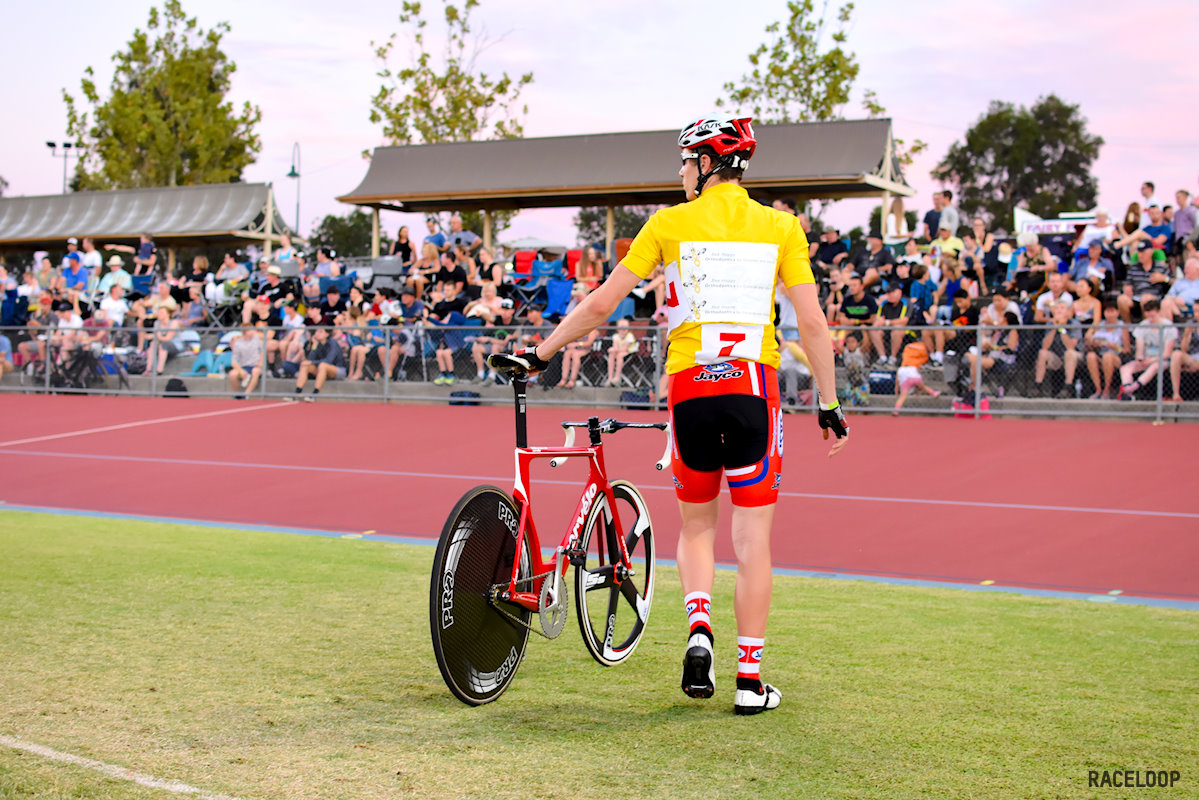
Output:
top-left (0, 395), bottom-right (1196, 601)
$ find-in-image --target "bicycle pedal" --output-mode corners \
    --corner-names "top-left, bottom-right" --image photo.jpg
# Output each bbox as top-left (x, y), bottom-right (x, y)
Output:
top-left (565, 548), bottom-right (588, 567)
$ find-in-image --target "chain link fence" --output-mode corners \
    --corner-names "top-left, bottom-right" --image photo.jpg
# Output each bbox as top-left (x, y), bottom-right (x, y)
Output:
top-left (2, 321), bottom-right (1197, 422)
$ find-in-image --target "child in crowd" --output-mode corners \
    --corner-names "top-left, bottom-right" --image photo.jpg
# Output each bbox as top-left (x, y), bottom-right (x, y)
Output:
top-left (605, 318), bottom-right (639, 386)
top-left (841, 333), bottom-right (869, 406)
top-left (892, 339), bottom-right (941, 415)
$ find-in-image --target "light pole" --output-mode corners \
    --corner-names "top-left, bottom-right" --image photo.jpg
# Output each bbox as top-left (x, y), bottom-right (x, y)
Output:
top-left (286, 142), bottom-right (301, 235)
top-left (46, 141), bottom-right (80, 194)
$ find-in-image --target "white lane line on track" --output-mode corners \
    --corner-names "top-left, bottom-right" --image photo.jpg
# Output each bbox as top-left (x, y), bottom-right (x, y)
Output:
top-left (0, 734), bottom-right (247, 800)
top-left (0, 402), bottom-right (295, 448)
top-left (1, 448), bottom-right (1196, 521)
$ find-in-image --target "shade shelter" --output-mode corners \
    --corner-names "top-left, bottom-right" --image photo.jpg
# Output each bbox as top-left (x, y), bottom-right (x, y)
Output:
top-left (339, 118), bottom-right (914, 257)
top-left (0, 183), bottom-right (293, 272)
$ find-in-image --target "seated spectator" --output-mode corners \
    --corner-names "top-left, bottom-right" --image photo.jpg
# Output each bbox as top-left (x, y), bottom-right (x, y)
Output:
top-left (896, 238), bottom-right (923, 267)
top-left (1117, 243), bottom-right (1171, 322)
top-left (182, 255), bottom-right (210, 290)
top-left (631, 262), bottom-right (667, 309)
top-left (555, 329), bottom-right (599, 389)
top-left (270, 302), bottom-right (307, 375)
top-left (34, 256), bottom-right (58, 294)
top-left (340, 307), bottom-right (370, 380)
top-left (1119, 299), bottom-right (1176, 399)
top-left (293, 326), bottom-right (346, 399)
top-left (1072, 277), bottom-right (1101, 328)
top-left (243, 266), bottom-right (291, 325)
top-left (19, 294), bottom-right (56, 365)
top-left (517, 303), bottom-right (551, 354)
top-left (81, 307), bottom-right (111, 350)
top-left (464, 281), bottom-right (504, 324)
top-left (346, 285), bottom-right (369, 315)
top-left (936, 256), bottom-right (977, 323)
top-left (454, 244), bottom-right (482, 291)
top-left (966, 310), bottom-right (1020, 392)
top-left (145, 305), bottom-right (182, 375)
top-left (1162, 257), bottom-right (1199, 321)
top-left (1068, 241), bottom-right (1113, 292)
top-left (979, 287), bottom-right (1014, 328)
top-left (133, 281), bottom-right (178, 328)
top-left (1168, 318), bottom-right (1199, 402)
top-left (48, 299), bottom-right (83, 364)
top-left (810, 226), bottom-right (849, 284)
top-left (777, 335), bottom-right (812, 411)
top-left (893, 340), bottom-right (941, 414)
top-left (1076, 208), bottom-right (1119, 252)
top-left (318, 285), bottom-right (347, 326)
top-left (0, 330), bottom-right (12, 378)
top-left (1006, 232), bottom-right (1057, 296)
top-left (854, 230), bottom-right (896, 294)
top-left (99, 284), bottom-right (130, 329)
top-left (60, 253), bottom-right (89, 294)
top-left (408, 242), bottom-right (442, 298)
top-left (471, 299), bottom-right (519, 382)
top-left (1085, 302), bottom-right (1129, 399)
top-left (1114, 202), bottom-right (1171, 251)
top-left (181, 286), bottom-right (208, 328)
top-left (576, 246), bottom-right (604, 291)
top-left (429, 282), bottom-right (469, 385)
top-left (312, 247), bottom-right (341, 278)
top-left (605, 317), bottom-right (639, 386)
top-left (227, 325), bottom-right (264, 397)
top-left (873, 282), bottom-right (909, 365)
top-left (1121, 201), bottom-right (1141, 235)
top-left (275, 233), bottom-right (297, 262)
top-left (98, 256), bottom-right (133, 295)
top-left (932, 289), bottom-right (978, 366)
top-left (929, 221), bottom-right (964, 263)
top-left (433, 251), bottom-right (468, 296)
top-left (1034, 272), bottom-right (1075, 324)
top-left (476, 247), bottom-right (505, 286)
top-left (836, 273), bottom-right (884, 361)
top-left (1031, 301), bottom-right (1082, 397)
top-left (106, 233), bottom-right (158, 275)
top-left (18, 269), bottom-right (42, 301)
top-left (958, 233), bottom-right (988, 289)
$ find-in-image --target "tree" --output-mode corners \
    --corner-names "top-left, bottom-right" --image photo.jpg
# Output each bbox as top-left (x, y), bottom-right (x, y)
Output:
top-left (62, 1), bottom-right (261, 190)
top-left (308, 210), bottom-right (392, 259)
top-left (717, 0), bottom-right (859, 124)
top-left (369, 0), bottom-right (532, 238)
top-left (0, 174), bottom-right (7, 197)
top-left (932, 95), bottom-right (1104, 230)
top-left (573, 206), bottom-right (662, 247)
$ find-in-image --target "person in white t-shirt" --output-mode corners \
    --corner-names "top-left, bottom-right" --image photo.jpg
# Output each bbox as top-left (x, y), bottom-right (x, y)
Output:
top-left (1076, 209), bottom-right (1118, 250)
top-left (79, 237), bottom-right (103, 274)
top-left (100, 284), bottom-right (130, 328)
top-left (1034, 272), bottom-right (1074, 323)
top-left (1119, 298), bottom-right (1176, 398)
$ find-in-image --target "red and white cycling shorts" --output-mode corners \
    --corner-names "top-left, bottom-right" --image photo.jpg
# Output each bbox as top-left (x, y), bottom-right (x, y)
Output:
top-left (666, 360), bottom-right (783, 508)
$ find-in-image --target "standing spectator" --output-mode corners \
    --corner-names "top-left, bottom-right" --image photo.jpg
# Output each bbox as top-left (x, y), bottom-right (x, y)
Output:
top-left (872, 282), bottom-right (909, 365)
top-left (1031, 301), bottom-right (1082, 398)
top-left (275, 233), bottom-right (297, 262)
top-left (79, 237), bottom-right (103, 274)
top-left (605, 317), bottom-right (639, 386)
top-left (1168, 319), bottom-right (1199, 402)
top-left (1174, 190), bottom-right (1197, 256)
top-left (98, 255), bottom-right (133, 295)
top-left (1085, 302), bottom-right (1129, 399)
top-left (921, 192), bottom-right (944, 241)
top-left (391, 225), bottom-right (414, 266)
top-left (1119, 298), bottom-right (1176, 399)
top-left (938, 190), bottom-right (961, 237)
top-left (841, 333), bottom-right (869, 406)
top-left (423, 216), bottom-right (449, 254)
top-left (60, 237), bottom-right (80, 271)
top-left (883, 197), bottom-right (912, 246)
top-left (107, 234), bottom-right (158, 275)
top-left (446, 215), bottom-right (482, 255)
top-left (293, 326), bottom-right (346, 399)
top-left (1162, 257), bottom-right (1199, 321)
top-left (1138, 182), bottom-right (1159, 228)
top-left (892, 340), bottom-right (941, 414)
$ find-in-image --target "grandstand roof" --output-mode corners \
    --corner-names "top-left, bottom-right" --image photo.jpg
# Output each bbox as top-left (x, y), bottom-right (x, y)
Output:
top-left (0, 183), bottom-right (292, 251)
top-left (339, 118), bottom-right (913, 212)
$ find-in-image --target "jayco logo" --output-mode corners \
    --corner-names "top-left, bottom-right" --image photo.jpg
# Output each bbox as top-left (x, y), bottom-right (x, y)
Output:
top-left (572, 484), bottom-right (599, 539)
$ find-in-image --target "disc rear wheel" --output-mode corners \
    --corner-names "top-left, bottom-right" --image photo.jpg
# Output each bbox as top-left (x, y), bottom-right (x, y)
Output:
top-left (430, 486), bottom-right (531, 705)
top-left (573, 480), bottom-right (654, 666)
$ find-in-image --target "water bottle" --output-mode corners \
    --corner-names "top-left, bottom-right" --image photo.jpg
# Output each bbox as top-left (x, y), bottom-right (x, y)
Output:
top-left (1074, 378), bottom-right (1082, 398)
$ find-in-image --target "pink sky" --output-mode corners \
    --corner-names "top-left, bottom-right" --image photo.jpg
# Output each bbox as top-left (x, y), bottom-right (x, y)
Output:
top-left (3, 0), bottom-right (1196, 247)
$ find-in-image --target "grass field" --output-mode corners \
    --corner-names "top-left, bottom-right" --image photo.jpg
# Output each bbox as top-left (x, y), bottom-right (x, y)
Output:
top-left (1, 510), bottom-right (1196, 800)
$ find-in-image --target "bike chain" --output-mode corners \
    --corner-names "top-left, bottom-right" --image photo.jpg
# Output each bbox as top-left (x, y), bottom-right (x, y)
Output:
top-left (488, 567), bottom-right (564, 639)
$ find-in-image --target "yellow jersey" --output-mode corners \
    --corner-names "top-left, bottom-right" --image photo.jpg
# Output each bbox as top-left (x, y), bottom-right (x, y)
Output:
top-left (621, 182), bottom-right (813, 374)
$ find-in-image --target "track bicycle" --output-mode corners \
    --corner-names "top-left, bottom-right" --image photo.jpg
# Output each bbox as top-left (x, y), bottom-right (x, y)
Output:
top-left (430, 352), bottom-right (670, 705)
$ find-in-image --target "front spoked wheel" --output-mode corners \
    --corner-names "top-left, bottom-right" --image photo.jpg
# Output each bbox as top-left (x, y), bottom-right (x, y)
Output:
top-left (574, 480), bottom-right (654, 665)
top-left (430, 486), bottom-right (532, 705)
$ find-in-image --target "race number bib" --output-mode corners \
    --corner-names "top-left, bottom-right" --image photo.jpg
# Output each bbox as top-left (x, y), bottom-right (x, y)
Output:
top-left (694, 323), bottom-right (764, 365)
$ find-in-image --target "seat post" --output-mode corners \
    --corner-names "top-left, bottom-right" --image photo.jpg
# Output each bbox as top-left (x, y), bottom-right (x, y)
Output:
top-left (512, 378), bottom-right (528, 448)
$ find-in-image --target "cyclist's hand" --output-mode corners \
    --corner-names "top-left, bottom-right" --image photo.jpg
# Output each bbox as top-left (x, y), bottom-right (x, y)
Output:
top-left (817, 401), bottom-right (849, 458)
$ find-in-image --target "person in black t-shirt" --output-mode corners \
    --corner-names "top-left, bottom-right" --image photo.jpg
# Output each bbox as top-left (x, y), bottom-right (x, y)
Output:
top-left (932, 288), bottom-right (979, 361)
top-left (318, 285), bottom-right (348, 326)
top-left (428, 281), bottom-right (469, 384)
top-left (432, 252), bottom-right (467, 295)
top-left (854, 231), bottom-right (897, 295)
top-left (390, 225), bottom-right (414, 267)
top-left (837, 273), bottom-right (885, 360)
top-left (873, 283), bottom-right (909, 364)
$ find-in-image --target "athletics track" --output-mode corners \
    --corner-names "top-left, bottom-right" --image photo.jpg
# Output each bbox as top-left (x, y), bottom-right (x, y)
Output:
top-left (0, 395), bottom-right (1195, 610)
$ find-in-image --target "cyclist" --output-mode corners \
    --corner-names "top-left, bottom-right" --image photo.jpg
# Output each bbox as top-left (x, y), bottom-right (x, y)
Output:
top-left (512, 114), bottom-right (848, 715)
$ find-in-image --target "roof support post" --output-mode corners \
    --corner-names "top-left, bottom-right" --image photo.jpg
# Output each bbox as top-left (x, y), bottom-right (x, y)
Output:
top-left (264, 185), bottom-right (274, 261)
top-left (167, 247), bottom-right (176, 278)
top-left (483, 210), bottom-right (493, 252)
top-left (605, 206), bottom-right (615, 263)
top-left (371, 207), bottom-right (380, 258)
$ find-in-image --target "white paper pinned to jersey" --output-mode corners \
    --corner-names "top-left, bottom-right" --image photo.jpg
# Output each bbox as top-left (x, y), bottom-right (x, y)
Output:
top-left (675, 241), bottom-right (778, 326)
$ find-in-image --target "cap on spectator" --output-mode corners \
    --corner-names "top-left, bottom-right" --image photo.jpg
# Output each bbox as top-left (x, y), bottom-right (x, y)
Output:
top-left (500, 298), bottom-right (514, 309)
top-left (1137, 241), bottom-right (1155, 252)
top-left (1087, 240), bottom-right (1102, 250)
top-left (53, 299), bottom-right (72, 311)
top-left (258, 255), bottom-right (271, 264)
top-left (267, 265), bottom-right (282, 276)
top-left (938, 220), bottom-right (953, 230)
top-left (106, 255), bottom-right (124, 267)
top-left (997, 242), bottom-right (1014, 264)
top-left (867, 228), bottom-right (883, 240)
top-left (1147, 201), bottom-right (1161, 209)
top-left (66, 252), bottom-right (81, 263)
top-left (401, 287), bottom-right (416, 297)
top-left (66, 237), bottom-right (78, 245)
top-left (326, 284), bottom-right (341, 294)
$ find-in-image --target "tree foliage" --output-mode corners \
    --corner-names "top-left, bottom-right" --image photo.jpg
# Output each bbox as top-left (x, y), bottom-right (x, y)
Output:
top-left (0, 174), bottom-right (7, 197)
top-left (717, 0), bottom-right (859, 123)
top-left (62, 0), bottom-right (261, 190)
top-left (369, 0), bottom-right (533, 145)
top-left (308, 210), bottom-right (392, 260)
top-left (931, 95), bottom-right (1104, 229)
top-left (573, 206), bottom-right (662, 247)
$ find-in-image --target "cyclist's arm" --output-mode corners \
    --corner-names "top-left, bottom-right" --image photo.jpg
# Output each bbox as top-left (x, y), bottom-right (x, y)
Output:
top-left (534, 265), bottom-right (641, 360)
top-left (786, 282), bottom-right (838, 407)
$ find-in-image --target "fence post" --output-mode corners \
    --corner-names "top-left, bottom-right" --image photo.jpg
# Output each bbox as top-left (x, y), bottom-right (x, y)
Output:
top-left (150, 325), bottom-right (159, 397)
top-left (383, 326), bottom-right (390, 403)
top-left (419, 327), bottom-right (428, 383)
top-left (259, 327), bottom-right (269, 400)
top-left (973, 324), bottom-right (984, 420)
top-left (1154, 323), bottom-right (1165, 424)
top-left (44, 334), bottom-right (51, 392)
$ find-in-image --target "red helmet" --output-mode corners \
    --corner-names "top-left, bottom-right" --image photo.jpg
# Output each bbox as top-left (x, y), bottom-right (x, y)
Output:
top-left (678, 115), bottom-right (757, 159)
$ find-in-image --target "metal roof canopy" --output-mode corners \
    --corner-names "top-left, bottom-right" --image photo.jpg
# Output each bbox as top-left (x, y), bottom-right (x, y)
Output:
top-left (0, 182), bottom-right (291, 251)
top-left (339, 118), bottom-right (914, 213)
